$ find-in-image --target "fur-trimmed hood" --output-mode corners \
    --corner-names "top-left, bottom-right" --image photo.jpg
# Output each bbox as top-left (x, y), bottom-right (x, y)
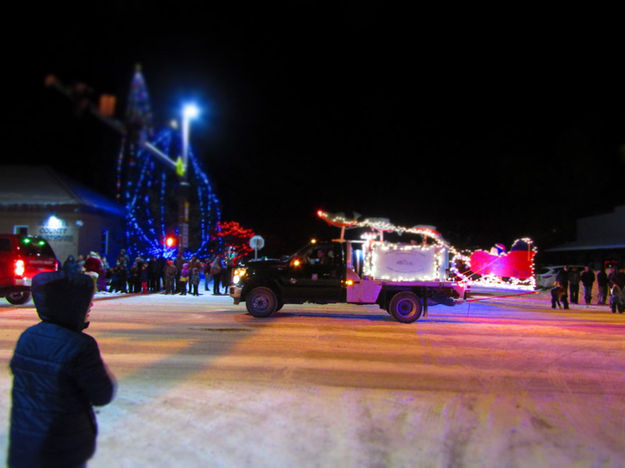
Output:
top-left (31, 271), bottom-right (95, 331)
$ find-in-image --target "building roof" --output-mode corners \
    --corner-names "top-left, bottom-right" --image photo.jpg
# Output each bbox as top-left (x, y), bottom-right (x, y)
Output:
top-left (0, 166), bottom-right (125, 217)
top-left (545, 241), bottom-right (625, 252)
top-left (545, 205), bottom-right (625, 252)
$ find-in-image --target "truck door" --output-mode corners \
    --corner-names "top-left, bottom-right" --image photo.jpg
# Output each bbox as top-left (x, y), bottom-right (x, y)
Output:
top-left (289, 242), bottom-right (344, 302)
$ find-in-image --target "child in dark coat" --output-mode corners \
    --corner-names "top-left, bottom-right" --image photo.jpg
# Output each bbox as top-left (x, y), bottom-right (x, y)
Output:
top-left (551, 284), bottom-right (568, 309)
top-left (190, 266), bottom-right (200, 296)
top-left (8, 271), bottom-right (116, 467)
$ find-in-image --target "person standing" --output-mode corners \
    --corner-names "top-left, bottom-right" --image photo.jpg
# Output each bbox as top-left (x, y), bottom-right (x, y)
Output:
top-left (190, 266), bottom-right (200, 296)
top-left (597, 268), bottom-right (609, 305)
top-left (63, 254), bottom-right (79, 275)
top-left (174, 253), bottom-right (185, 294)
top-left (555, 266), bottom-right (569, 309)
top-left (156, 256), bottom-right (167, 292)
top-left (210, 254), bottom-right (225, 295)
top-left (8, 271), bottom-right (115, 467)
top-left (129, 262), bottom-right (141, 293)
top-left (147, 256), bottom-right (159, 292)
top-left (203, 258), bottom-right (212, 291)
top-left (179, 263), bottom-right (189, 295)
top-left (76, 254), bottom-right (86, 273)
top-left (140, 263), bottom-right (149, 293)
top-left (568, 267), bottom-right (580, 304)
top-left (224, 248), bottom-right (236, 291)
top-left (85, 252), bottom-right (106, 292)
top-left (163, 260), bottom-right (176, 294)
top-left (116, 249), bottom-right (129, 270)
top-left (580, 266), bottom-right (595, 306)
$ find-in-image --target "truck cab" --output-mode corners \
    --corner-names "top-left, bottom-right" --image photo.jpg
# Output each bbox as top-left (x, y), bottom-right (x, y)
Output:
top-left (0, 235), bottom-right (58, 304)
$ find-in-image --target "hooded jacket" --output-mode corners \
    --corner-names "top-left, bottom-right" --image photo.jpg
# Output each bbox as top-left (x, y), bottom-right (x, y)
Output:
top-left (8, 271), bottom-right (115, 468)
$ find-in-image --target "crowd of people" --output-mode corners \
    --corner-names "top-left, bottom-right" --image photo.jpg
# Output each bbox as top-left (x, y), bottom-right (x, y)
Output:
top-left (61, 249), bottom-right (236, 296)
top-left (550, 265), bottom-right (625, 313)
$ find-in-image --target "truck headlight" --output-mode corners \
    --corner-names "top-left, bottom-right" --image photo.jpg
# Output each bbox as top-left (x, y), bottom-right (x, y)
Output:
top-left (233, 268), bottom-right (247, 284)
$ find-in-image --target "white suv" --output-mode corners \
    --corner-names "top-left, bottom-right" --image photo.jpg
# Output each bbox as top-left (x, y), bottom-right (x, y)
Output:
top-left (536, 265), bottom-right (586, 289)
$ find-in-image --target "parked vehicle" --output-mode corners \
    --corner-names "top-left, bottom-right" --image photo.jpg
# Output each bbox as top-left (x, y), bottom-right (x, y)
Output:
top-left (535, 265), bottom-right (586, 289)
top-left (0, 235), bottom-right (58, 304)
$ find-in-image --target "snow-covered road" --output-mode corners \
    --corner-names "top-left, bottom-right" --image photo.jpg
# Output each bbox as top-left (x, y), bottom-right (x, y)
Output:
top-left (1, 291), bottom-right (624, 467)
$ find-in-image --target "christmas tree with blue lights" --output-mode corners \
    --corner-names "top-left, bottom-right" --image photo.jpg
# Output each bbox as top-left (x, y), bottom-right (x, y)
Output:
top-left (117, 65), bottom-right (221, 259)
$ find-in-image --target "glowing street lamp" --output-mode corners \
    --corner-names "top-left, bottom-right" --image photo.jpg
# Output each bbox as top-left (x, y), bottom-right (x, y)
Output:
top-left (180, 103), bottom-right (200, 179)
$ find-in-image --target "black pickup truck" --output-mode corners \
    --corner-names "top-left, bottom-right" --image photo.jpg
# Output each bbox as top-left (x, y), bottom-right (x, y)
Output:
top-left (229, 239), bottom-right (465, 323)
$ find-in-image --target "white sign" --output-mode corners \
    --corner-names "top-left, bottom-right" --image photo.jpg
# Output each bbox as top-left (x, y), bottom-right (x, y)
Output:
top-left (370, 242), bottom-right (441, 281)
top-left (250, 235), bottom-right (265, 259)
top-left (250, 235), bottom-right (265, 250)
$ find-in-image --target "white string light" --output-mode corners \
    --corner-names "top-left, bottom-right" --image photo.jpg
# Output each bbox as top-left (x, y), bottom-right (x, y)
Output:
top-left (318, 211), bottom-right (536, 289)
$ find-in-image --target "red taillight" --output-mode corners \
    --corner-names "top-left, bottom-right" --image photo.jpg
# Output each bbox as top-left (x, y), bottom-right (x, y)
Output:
top-left (14, 259), bottom-right (25, 277)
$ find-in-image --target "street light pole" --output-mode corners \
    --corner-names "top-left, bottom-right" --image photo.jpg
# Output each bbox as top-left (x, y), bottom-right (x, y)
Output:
top-left (179, 104), bottom-right (200, 253)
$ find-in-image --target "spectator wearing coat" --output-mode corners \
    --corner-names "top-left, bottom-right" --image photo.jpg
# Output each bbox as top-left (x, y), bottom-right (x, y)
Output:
top-left (190, 266), bottom-right (201, 296)
top-left (556, 266), bottom-right (569, 292)
top-left (116, 249), bottom-right (129, 269)
top-left (76, 254), bottom-right (86, 273)
top-left (597, 269), bottom-right (608, 305)
top-left (164, 260), bottom-right (176, 294)
top-left (580, 266), bottom-right (595, 306)
top-left (568, 267), bottom-right (580, 304)
top-left (62, 255), bottom-right (79, 275)
top-left (147, 256), bottom-right (160, 291)
top-left (174, 253), bottom-right (185, 294)
top-left (553, 267), bottom-right (570, 309)
top-left (211, 254), bottom-right (225, 295)
top-left (179, 263), bottom-right (189, 295)
top-left (203, 258), bottom-right (212, 291)
top-left (8, 271), bottom-right (115, 467)
top-left (85, 252), bottom-right (107, 292)
top-left (140, 263), bottom-right (149, 293)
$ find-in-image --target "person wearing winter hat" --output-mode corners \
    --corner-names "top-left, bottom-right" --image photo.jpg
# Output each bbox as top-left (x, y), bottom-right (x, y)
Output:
top-left (8, 270), bottom-right (115, 467)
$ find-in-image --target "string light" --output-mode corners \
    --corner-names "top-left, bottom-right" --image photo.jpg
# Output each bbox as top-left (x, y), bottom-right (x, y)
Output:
top-left (318, 210), bottom-right (536, 289)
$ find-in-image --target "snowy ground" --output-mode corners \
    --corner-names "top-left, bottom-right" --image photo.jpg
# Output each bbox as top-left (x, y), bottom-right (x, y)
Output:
top-left (1, 289), bottom-right (624, 467)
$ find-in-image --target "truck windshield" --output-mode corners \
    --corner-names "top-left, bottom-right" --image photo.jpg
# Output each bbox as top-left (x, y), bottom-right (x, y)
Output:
top-left (18, 238), bottom-right (55, 257)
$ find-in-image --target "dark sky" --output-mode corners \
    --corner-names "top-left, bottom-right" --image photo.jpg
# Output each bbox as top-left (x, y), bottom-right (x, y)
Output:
top-left (8, 3), bottom-right (625, 254)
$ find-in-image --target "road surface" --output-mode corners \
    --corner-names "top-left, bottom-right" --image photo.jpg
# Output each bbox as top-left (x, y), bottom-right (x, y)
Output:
top-left (1, 290), bottom-right (624, 467)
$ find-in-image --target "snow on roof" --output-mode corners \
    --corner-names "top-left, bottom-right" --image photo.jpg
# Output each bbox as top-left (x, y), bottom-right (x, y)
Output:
top-left (0, 165), bottom-right (125, 217)
top-left (545, 241), bottom-right (625, 252)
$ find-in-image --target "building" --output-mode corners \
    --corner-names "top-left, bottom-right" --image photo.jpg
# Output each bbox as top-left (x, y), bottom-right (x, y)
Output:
top-left (544, 205), bottom-right (625, 269)
top-left (0, 166), bottom-right (125, 265)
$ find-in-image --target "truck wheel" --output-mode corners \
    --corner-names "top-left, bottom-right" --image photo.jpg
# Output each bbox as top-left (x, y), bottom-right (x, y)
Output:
top-left (388, 291), bottom-right (422, 323)
top-left (246, 287), bottom-right (278, 318)
top-left (6, 291), bottom-right (31, 305)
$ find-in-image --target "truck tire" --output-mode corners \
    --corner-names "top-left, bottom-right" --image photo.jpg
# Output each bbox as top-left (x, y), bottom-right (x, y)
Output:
top-left (246, 287), bottom-right (278, 318)
top-left (6, 290), bottom-right (31, 305)
top-left (388, 291), bottom-right (422, 323)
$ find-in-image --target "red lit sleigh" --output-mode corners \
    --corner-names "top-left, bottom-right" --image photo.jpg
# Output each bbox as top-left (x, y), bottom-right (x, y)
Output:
top-left (466, 239), bottom-right (536, 286)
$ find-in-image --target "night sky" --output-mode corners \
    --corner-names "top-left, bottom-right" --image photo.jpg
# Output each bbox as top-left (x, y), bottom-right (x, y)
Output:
top-left (9, 3), bottom-right (625, 255)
